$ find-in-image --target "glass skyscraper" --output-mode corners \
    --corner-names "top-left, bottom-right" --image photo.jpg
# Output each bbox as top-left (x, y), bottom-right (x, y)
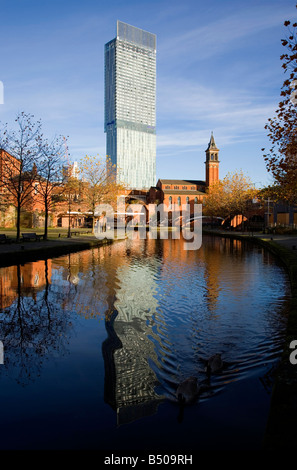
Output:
top-left (104, 21), bottom-right (156, 190)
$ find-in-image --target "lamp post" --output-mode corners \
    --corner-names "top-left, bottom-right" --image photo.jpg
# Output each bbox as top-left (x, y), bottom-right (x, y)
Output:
top-left (264, 197), bottom-right (271, 232)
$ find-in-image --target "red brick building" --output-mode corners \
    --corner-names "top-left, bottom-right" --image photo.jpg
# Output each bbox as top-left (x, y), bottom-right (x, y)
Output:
top-left (0, 149), bottom-right (50, 227)
top-left (0, 149), bottom-right (20, 226)
top-left (148, 133), bottom-right (220, 214)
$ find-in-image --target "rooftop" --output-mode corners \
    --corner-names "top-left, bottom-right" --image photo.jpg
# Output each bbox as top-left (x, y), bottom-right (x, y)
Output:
top-left (158, 179), bottom-right (206, 186)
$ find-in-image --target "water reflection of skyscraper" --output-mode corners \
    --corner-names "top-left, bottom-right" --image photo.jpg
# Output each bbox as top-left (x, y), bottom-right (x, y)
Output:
top-left (104, 257), bottom-right (163, 425)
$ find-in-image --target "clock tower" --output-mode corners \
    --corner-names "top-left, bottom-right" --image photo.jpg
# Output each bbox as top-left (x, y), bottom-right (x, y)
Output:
top-left (205, 132), bottom-right (219, 187)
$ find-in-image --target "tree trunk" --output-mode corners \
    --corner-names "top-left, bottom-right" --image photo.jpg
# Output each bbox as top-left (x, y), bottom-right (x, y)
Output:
top-left (92, 213), bottom-right (95, 234)
top-left (16, 200), bottom-right (21, 242)
top-left (67, 195), bottom-right (71, 238)
top-left (91, 201), bottom-right (96, 234)
top-left (44, 202), bottom-right (48, 240)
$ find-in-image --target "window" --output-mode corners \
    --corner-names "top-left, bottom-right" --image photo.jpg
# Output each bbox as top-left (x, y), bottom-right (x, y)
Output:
top-left (178, 196), bottom-right (181, 206)
top-left (174, 186), bottom-right (179, 190)
top-left (186, 197), bottom-right (189, 204)
top-left (194, 197), bottom-right (198, 204)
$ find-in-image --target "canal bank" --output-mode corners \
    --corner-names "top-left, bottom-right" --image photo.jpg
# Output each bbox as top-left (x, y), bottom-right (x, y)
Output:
top-left (0, 235), bottom-right (115, 268)
top-left (203, 228), bottom-right (297, 450)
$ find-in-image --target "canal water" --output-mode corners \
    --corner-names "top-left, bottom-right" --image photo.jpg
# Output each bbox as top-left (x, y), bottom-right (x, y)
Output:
top-left (0, 235), bottom-right (291, 450)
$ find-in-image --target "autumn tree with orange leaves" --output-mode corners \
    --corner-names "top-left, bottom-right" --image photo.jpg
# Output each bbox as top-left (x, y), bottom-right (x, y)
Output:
top-left (78, 155), bottom-right (126, 232)
top-left (203, 171), bottom-right (257, 223)
top-left (262, 7), bottom-right (297, 204)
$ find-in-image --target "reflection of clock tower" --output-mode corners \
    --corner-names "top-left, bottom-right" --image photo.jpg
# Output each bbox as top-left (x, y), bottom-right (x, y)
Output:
top-left (205, 132), bottom-right (219, 187)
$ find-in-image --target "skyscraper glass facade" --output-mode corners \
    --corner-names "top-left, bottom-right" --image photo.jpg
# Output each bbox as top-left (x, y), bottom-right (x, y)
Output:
top-left (104, 21), bottom-right (156, 189)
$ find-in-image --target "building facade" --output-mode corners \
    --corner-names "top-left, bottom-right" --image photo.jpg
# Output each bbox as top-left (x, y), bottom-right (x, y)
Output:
top-left (148, 133), bottom-right (220, 215)
top-left (148, 178), bottom-right (206, 214)
top-left (104, 21), bottom-right (156, 190)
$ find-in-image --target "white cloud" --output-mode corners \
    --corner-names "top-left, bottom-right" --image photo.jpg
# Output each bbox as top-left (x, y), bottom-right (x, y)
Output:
top-left (159, 5), bottom-right (293, 62)
top-left (157, 77), bottom-right (275, 141)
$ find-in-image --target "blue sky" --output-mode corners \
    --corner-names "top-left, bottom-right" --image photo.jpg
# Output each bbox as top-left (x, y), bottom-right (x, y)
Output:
top-left (0, 0), bottom-right (296, 187)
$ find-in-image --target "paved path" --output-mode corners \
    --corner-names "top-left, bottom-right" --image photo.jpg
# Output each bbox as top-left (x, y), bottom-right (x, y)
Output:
top-left (204, 229), bottom-right (297, 252)
top-left (255, 233), bottom-right (297, 250)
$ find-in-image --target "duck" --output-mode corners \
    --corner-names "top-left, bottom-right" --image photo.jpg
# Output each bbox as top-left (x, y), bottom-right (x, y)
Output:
top-left (205, 353), bottom-right (223, 375)
top-left (176, 376), bottom-right (200, 405)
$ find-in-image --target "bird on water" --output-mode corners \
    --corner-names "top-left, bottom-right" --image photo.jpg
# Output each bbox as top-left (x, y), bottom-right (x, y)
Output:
top-left (205, 353), bottom-right (223, 375)
top-left (176, 376), bottom-right (200, 405)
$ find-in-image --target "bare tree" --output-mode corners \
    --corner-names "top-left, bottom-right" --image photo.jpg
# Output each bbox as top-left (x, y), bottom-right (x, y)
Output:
top-left (55, 163), bottom-right (81, 238)
top-left (0, 112), bottom-right (43, 241)
top-left (35, 135), bottom-right (66, 240)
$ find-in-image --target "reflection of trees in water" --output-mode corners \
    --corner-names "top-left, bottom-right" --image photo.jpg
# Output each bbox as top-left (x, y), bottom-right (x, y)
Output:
top-left (0, 260), bottom-right (73, 386)
top-left (53, 250), bottom-right (112, 322)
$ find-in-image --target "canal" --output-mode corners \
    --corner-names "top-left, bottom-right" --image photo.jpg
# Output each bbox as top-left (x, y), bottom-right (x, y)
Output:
top-left (0, 234), bottom-right (291, 450)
